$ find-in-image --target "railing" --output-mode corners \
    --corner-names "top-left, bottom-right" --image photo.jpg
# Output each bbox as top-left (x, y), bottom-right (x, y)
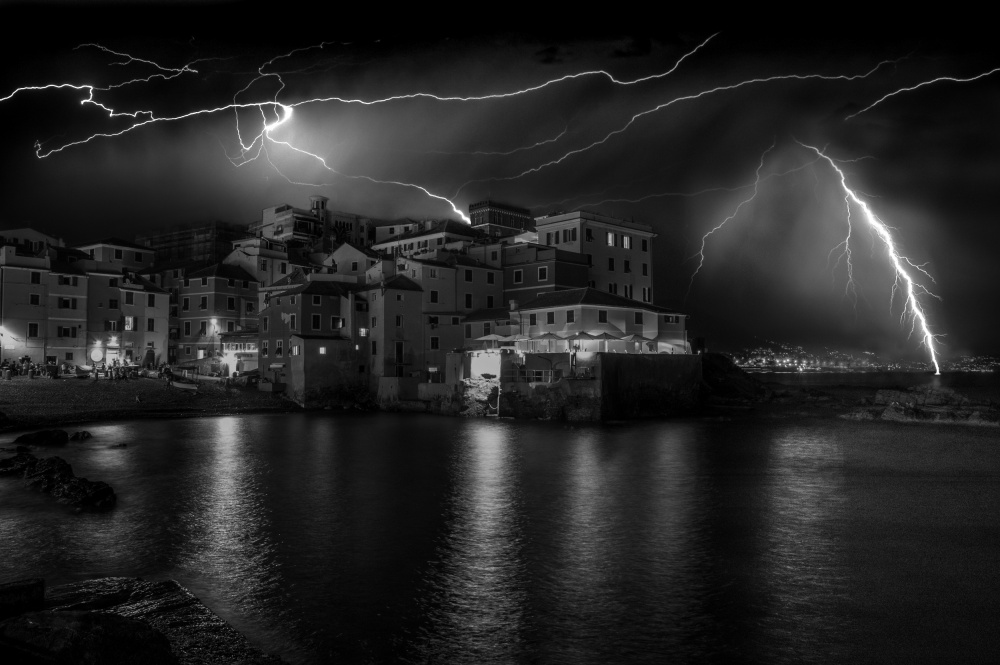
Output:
top-left (503, 368), bottom-right (554, 384)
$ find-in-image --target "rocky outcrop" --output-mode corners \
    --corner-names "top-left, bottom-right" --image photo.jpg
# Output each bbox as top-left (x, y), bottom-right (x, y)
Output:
top-left (841, 386), bottom-right (1000, 426)
top-left (0, 577), bottom-right (284, 665)
top-left (0, 452), bottom-right (116, 511)
top-left (44, 577), bottom-right (285, 664)
top-left (14, 429), bottom-right (69, 446)
top-left (0, 609), bottom-right (176, 664)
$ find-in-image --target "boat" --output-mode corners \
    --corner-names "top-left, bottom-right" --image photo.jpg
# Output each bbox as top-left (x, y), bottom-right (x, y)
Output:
top-left (169, 379), bottom-right (199, 391)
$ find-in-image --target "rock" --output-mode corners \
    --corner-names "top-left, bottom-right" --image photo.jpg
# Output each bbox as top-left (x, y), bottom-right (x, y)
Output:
top-left (23, 456), bottom-right (74, 493)
top-left (14, 430), bottom-right (69, 446)
top-left (46, 577), bottom-right (286, 664)
top-left (16, 446), bottom-right (29, 453)
top-left (108, 443), bottom-right (127, 449)
top-left (51, 477), bottom-right (117, 511)
top-left (0, 610), bottom-right (176, 664)
top-left (0, 452), bottom-right (37, 476)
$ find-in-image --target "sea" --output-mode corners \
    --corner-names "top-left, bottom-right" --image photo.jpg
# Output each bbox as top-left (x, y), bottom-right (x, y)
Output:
top-left (1, 372), bottom-right (999, 664)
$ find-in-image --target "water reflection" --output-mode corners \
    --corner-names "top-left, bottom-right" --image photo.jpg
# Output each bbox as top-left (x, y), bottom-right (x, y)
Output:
top-left (411, 420), bottom-right (528, 664)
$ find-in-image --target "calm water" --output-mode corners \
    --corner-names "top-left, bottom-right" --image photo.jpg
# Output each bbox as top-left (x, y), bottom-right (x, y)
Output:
top-left (2, 378), bottom-right (1000, 663)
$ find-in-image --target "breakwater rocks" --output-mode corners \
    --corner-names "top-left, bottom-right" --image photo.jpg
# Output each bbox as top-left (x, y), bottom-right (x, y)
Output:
top-left (841, 386), bottom-right (1000, 426)
top-left (0, 445), bottom-right (116, 511)
top-left (0, 577), bottom-right (284, 664)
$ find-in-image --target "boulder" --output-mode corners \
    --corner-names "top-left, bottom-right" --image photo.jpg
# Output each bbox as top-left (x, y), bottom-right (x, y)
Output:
top-left (0, 452), bottom-right (37, 477)
top-left (23, 456), bottom-right (74, 493)
top-left (51, 477), bottom-right (117, 512)
top-left (69, 431), bottom-right (93, 442)
top-left (0, 610), bottom-right (176, 665)
top-left (13, 430), bottom-right (69, 446)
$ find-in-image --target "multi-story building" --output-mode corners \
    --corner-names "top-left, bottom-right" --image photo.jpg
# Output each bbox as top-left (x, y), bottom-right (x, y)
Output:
top-left (175, 263), bottom-right (258, 362)
top-left (371, 219), bottom-right (484, 256)
top-left (257, 277), bottom-right (363, 402)
top-left (467, 241), bottom-right (590, 304)
top-left (0, 245), bottom-right (57, 364)
top-left (251, 196), bottom-right (329, 248)
top-left (534, 211), bottom-right (656, 303)
top-left (361, 273), bottom-right (423, 387)
top-left (74, 238), bottom-right (156, 273)
top-left (136, 221), bottom-right (249, 264)
top-left (468, 200), bottom-right (534, 239)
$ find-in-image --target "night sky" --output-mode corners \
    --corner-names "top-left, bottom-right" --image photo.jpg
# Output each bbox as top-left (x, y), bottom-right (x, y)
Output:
top-left (1, 5), bottom-right (997, 361)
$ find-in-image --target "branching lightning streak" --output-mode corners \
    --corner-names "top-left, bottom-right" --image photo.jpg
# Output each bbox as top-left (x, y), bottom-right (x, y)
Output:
top-left (846, 66), bottom-right (1000, 119)
top-left (687, 141), bottom-right (776, 297)
top-left (799, 142), bottom-right (942, 374)
top-left (450, 60), bottom-right (898, 198)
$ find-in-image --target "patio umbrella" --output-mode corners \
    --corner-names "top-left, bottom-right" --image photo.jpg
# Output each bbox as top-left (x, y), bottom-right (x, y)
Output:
top-left (532, 332), bottom-right (565, 353)
top-left (589, 331), bottom-right (621, 352)
top-left (564, 331), bottom-right (598, 352)
top-left (476, 333), bottom-right (505, 349)
top-left (620, 333), bottom-right (654, 353)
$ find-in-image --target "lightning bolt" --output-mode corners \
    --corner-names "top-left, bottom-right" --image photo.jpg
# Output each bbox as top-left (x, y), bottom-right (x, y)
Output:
top-left (846, 66), bottom-right (1000, 120)
top-left (687, 141), bottom-right (776, 297)
top-left (799, 142), bottom-right (942, 374)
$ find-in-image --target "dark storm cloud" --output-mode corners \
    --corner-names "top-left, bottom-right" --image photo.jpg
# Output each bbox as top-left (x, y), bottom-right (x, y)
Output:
top-left (1, 13), bottom-right (998, 357)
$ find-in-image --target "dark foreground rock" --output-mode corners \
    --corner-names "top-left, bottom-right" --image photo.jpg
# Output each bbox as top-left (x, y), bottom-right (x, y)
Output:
top-left (841, 385), bottom-right (1000, 426)
top-left (0, 453), bottom-right (116, 511)
top-left (13, 430), bottom-right (69, 446)
top-left (0, 609), bottom-right (176, 664)
top-left (42, 577), bottom-right (284, 664)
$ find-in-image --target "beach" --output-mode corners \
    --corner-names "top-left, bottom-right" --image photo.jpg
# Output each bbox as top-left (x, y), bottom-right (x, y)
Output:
top-left (0, 375), bottom-right (292, 433)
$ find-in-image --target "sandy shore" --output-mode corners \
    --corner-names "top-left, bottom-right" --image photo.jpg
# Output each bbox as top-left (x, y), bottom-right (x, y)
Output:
top-left (0, 375), bottom-right (293, 432)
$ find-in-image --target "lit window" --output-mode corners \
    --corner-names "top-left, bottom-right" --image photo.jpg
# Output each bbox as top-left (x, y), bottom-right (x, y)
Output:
top-left (319, 346), bottom-right (327, 355)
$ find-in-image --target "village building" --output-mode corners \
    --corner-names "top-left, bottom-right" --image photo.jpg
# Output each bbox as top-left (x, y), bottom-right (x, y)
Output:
top-left (174, 263), bottom-right (259, 365)
top-left (371, 219), bottom-right (484, 256)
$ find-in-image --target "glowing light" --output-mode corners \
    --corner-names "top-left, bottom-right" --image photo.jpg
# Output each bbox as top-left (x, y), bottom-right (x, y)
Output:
top-left (846, 66), bottom-right (1000, 120)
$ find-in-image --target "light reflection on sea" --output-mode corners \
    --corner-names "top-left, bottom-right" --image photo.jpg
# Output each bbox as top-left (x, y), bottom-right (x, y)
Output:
top-left (2, 405), bottom-right (1000, 664)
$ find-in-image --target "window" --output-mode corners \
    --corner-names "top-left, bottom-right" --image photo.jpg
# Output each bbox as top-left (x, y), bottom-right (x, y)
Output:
top-left (199, 321), bottom-right (207, 336)
top-left (276, 340), bottom-right (283, 357)
top-left (642, 263), bottom-right (648, 277)
top-left (609, 283), bottom-right (618, 295)
top-left (430, 268), bottom-right (438, 278)
top-left (185, 346), bottom-right (192, 356)
top-left (263, 317), bottom-right (269, 333)
top-left (490, 251), bottom-right (498, 261)
top-left (464, 269), bottom-right (473, 282)
top-left (389, 227), bottom-right (395, 235)
top-left (395, 315), bottom-right (403, 327)
top-left (261, 259), bottom-right (268, 271)
top-left (199, 277), bottom-right (207, 287)
top-left (184, 322), bottom-right (192, 336)
top-left (371, 341), bottom-right (377, 355)
top-left (586, 228), bottom-right (593, 242)
top-left (539, 267), bottom-right (548, 281)
top-left (487, 295), bottom-right (494, 308)
top-left (624, 260), bottom-right (631, 273)
top-left (586, 254), bottom-right (593, 267)
top-left (563, 229), bottom-right (570, 243)
top-left (28, 323), bottom-right (38, 338)
top-left (465, 324), bottom-right (472, 338)
top-left (428, 315), bottom-right (439, 325)
top-left (290, 314), bottom-right (297, 330)
top-left (430, 290), bottom-right (439, 304)
top-left (148, 294), bottom-right (156, 307)
top-left (30, 272), bottom-right (40, 284)
top-left (135, 251), bottom-right (144, 262)
top-left (484, 322), bottom-right (491, 335)
top-left (608, 258), bottom-right (615, 271)
top-left (663, 314), bottom-right (677, 324)
top-left (124, 316), bottom-right (135, 331)
top-left (465, 294), bottom-right (472, 308)
top-left (623, 235), bottom-right (632, 250)
top-left (227, 321), bottom-right (235, 332)
top-left (246, 302), bottom-right (254, 314)
top-left (262, 341), bottom-right (268, 356)
top-left (310, 314), bottom-right (320, 330)
top-left (395, 294), bottom-right (403, 302)
top-left (114, 249), bottom-right (123, 260)
top-left (430, 336), bottom-right (440, 350)
top-left (243, 280), bottom-right (249, 289)
top-left (567, 310), bottom-right (575, 323)
top-left (184, 278), bottom-right (190, 288)
top-left (319, 347), bottom-right (327, 355)
top-left (227, 297), bottom-right (236, 310)
top-left (607, 232), bottom-right (615, 246)
top-left (358, 327), bottom-right (368, 337)
top-left (487, 272), bottom-right (495, 285)
top-left (546, 232), bottom-right (553, 245)
top-left (199, 296), bottom-right (207, 310)
top-left (529, 313), bottom-right (537, 326)
top-left (182, 297), bottom-right (190, 311)
top-left (228, 279), bottom-right (235, 287)
top-left (291, 345), bottom-right (300, 356)
top-left (109, 298), bottom-right (119, 309)
top-left (332, 316), bottom-right (342, 329)
top-left (641, 239), bottom-right (649, 252)
top-left (635, 312), bottom-right (643, 324)
top-left (513, 269), bottom-right (523, 284)
top-left (642, 287), bottom-right (651, 303)
top-left (65, 353), bottom-right (74, 361)
top-left (546, 311), bottom-right (555, 324)
top-left (125, 291), bottom-right (134, 305)
top-left (280, 262), bottom-right (287, 275)
top-left (147, 318), bottom-right (155, 332)
top-left (30, 293), bottom-right (42, 306)
top-left (598, 310), bottom-right (608, 323)
top-left (372, 317), bottom-right (377, 328)
top-left (106, 320), bottom-right (119, 332)
top-left (312, 295), bottom-right (321, 305)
